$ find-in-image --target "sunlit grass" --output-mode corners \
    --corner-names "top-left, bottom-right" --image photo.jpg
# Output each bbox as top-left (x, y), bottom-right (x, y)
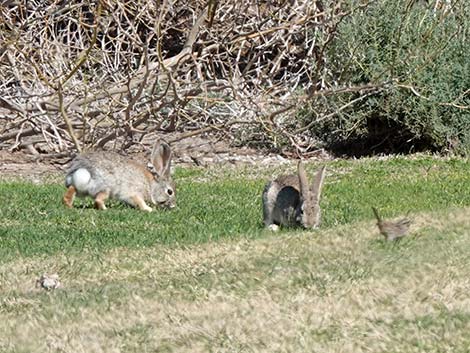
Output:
top-left (2, 155), bottom-right (470, 352)
top-left (1, 155), bottom-right (469, 260)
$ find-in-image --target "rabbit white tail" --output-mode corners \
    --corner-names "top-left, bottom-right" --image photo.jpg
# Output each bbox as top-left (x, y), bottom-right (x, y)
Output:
top-left (67, 168), bottom-right (91, 193)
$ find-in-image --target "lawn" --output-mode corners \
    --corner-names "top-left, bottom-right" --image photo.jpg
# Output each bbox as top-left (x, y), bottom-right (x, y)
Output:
top-left (1, 155), bottom-right (470, 352)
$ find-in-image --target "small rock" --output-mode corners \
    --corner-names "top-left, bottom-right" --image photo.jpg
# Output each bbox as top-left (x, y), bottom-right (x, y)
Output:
top-left (36, 273), bottom-right (61, 290)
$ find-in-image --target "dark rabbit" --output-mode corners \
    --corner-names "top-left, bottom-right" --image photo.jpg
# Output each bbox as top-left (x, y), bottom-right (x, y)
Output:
top-left (262, 162), bottom-right (326, 231)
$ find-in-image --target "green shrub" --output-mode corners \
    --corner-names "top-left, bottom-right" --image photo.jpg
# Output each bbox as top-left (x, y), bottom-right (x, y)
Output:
top-left (304, 0), bottom-right (470, 155)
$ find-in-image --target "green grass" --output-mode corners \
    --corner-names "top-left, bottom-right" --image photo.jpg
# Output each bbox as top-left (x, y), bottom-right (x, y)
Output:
top-left (0, 175), bottom-right (262, 259)
top-left (2, 204), bottom-right (470, 352)
top-left (1, 155), bottom-right (470, 260)
top-left (2, 155), bottom-right (470, 352)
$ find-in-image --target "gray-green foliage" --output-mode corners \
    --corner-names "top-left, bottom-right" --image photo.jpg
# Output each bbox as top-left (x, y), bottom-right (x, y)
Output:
top-left (305, 0), bottom-right (470, 154)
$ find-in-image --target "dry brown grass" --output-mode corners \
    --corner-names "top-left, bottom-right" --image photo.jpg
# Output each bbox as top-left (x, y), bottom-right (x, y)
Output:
top-left (2, 207), bottom-right (470, 352)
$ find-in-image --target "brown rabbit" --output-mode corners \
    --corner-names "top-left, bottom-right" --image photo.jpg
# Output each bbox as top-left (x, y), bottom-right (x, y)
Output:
top-left (63, 140), bottom-right (175, 211)
top-left (262, 161), bottom-right (326, 231)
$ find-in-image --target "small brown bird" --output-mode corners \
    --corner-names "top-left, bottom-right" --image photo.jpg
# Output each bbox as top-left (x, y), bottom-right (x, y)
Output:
top-left (372, 207), bottom-right (411, 241)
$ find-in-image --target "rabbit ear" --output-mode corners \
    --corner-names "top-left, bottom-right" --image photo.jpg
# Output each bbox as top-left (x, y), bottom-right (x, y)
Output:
top-left (311, 166), bottom-right (326, 203)
top-left (297, 161), bottom-right (310, 199)
top-left (151, 140), bottom-right (172, 178)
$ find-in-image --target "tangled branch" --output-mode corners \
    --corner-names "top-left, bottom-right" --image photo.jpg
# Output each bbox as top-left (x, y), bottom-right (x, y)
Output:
top-left (1, 0), bottom-right (464, 156)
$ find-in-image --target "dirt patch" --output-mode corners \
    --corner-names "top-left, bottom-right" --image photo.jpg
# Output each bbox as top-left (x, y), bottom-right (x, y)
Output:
top-left (0, 150), bottom-right (65, 182)
top-left (0, 135), bottom-right (332, 182)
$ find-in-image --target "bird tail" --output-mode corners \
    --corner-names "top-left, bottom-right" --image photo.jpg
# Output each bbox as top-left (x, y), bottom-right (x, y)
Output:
top-left (371, 207), bottom-right (382, 222)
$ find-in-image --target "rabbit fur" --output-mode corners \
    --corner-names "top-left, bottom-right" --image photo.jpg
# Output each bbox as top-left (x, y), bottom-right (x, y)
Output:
top-left (262, 162), bottom-right (326, 230)
top-left (63, 140), bottom-right (175, 211)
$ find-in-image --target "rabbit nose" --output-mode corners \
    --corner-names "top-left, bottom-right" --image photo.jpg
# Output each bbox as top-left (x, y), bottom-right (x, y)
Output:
top-left (157, 199), bottom-right (175, 208)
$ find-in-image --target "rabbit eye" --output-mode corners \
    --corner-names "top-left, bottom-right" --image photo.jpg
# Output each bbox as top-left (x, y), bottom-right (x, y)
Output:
top-left (167, 188), bottom-right (173, 196)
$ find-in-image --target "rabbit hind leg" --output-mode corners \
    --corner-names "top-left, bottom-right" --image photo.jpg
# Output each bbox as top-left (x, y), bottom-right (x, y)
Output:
top-left (63, 185), bottom-right (76, 208)
top-left (262, 182), bottom-right (279, 230)
top-left (94, 191), bottom-right (110, 210)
